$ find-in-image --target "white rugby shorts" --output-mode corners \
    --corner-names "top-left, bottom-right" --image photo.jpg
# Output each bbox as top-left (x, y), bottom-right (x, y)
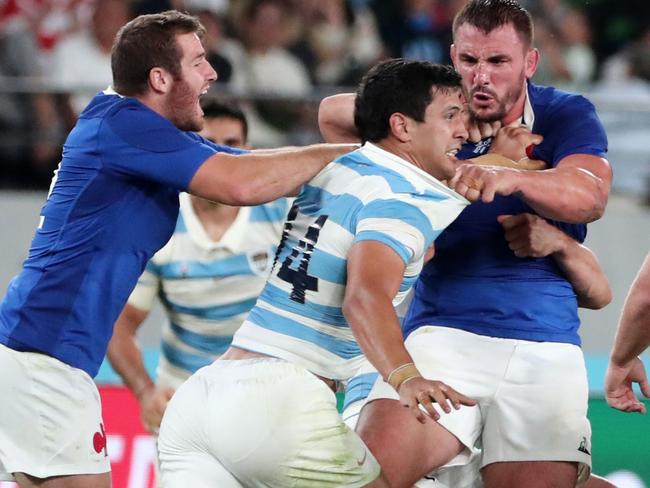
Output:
top-left (0, 343), bottom-right (111, 481)
top-left (158, 358), bottom-right (380, 488)
top-left (365, 326), bottom-right (592, 484)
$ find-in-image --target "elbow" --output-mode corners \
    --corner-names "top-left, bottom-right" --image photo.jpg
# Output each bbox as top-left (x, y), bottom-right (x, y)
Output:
top-left (583, 171), bottom-right (611, 223)
top-left (570, 188), bottom-right (607, 224)
top-left (317, 96), bottom-right (334, 137)
top-left (225, 182), bottom-right (259, 207)
top-left (318, 94), bottom-right (359, 143)
top-left (586, 191), bottom-right (607, 222)
top-left (106, 333), bottom-right (123, 365)
top-left (218, 174), bottom-right (270, 206)
top-left (342, 293), bottom-right (362, 326)
top-left (580, 286), bottom-right (613, 310)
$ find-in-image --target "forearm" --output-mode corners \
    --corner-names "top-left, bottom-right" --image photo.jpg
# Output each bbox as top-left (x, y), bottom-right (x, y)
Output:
top-left (510, 163), bottom-right (609, 223)
top-left (343, 293), bottom-right (414, 380)
top-left (611, 254), bottom-right (650, 365)
top-left (190, 143), bottom-right (354, 206)
top-left (553, 237), bottom-right (612, 309)
top-left (508, 167), bottom-right (604, 222)
top-left (107, 327), bottom-right (154, 399)
top-left (471, 154), bottom-right (545, 170)
top-left (240, 145), bottom-right (350, 203)
top-left (611, 302), bottom-right (650, 366)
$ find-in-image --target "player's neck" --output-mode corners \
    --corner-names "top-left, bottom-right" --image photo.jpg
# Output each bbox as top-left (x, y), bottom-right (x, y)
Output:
top-left (374, 140), bottom-right (424, 172)
top-left (190, 196), bottom-right (240, 242)
top-left (501, 87), bottom-right (528, 126)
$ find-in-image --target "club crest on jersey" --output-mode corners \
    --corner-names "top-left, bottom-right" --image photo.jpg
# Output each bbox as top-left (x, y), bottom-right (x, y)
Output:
top-left (248, 249), bottom-right (271, 276)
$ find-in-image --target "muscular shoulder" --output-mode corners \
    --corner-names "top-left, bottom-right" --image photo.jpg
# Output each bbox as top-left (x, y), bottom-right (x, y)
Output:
top-left (528, 83), bottom-right (607, 166)
top-left (102, 97), bottom-right (197, 153)
top-left (528, 83), bottom-right (597, 124)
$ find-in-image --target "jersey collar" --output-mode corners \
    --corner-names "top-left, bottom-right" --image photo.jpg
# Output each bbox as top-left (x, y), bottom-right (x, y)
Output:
top-left (360, 142), bottom-right (469, 203)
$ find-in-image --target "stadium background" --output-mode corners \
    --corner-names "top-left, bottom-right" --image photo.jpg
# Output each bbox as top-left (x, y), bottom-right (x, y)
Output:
top-left (1, 0), bottom-right (649, 486)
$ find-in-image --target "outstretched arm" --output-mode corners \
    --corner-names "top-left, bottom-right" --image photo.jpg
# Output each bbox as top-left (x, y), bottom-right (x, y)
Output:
top-left (189, 143), bottom-right (356, 205)
top-left (605, 252), bottom-right (650, 413)
top-left (498, 213), bottom-right (611, 309)
top-left (343, 241), bottom-right (476, 423)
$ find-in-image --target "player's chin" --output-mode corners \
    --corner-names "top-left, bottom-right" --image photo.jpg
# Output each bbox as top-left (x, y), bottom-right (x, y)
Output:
top-left (440, 157), bottom-right (458, 181)
top-left (179, 116), bottom-right (204, 132)
top-left (445, 157), bottom-right (457, 172)
top-left (470, 106), bottom-right (501, 124)
top-left (189, 105), bottom-right (205, 131)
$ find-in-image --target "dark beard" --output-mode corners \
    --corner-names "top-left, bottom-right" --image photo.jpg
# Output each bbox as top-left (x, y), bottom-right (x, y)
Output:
top-left (168, 79), bottom-right (203, 132)
top-left (469, 74), bottom-right (526, 123)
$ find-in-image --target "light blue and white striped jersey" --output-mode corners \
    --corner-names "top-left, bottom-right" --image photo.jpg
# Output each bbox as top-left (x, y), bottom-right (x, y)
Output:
top-left (232, 143), bottom-right (469, 381)
top-left (128, 193), bottom-right (290, 386)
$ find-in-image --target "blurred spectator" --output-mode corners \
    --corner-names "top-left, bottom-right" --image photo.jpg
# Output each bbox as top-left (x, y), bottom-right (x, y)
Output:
top-left (223, 0), bottom-right (312, 146)
top-left (530, 2), bottom-right (595, 90)
top-left (628, 38), bottom-right (650, 85)
top-left (370, 0), bottom-right (452, 65)
top-left (226, 0), bottom-right (310, 96)
top-left (557, 8), bottom-right (596, 90)
top-left (185, 0), bottom-right (229, 14)
top-left (600, 27), bottom-right (650, 89)
top-left (591, 27), bottom-right (650, 205)
top-left (0, 0), bottom-right (87, 58)
top-left (0, 14), bottom-right (63, 187)
top-left (587, 0), bottom-right (650, 69)
top-left (291, 0), bottom-right (383, 86)
top-left (195, 9), bottom-right (233, 84)
top-left (49, 0), bottom-right (132, 116)
top-left (133, 0), bottom-right (186, 15)
top-left (531, 17), bottom-right (571, 87)
top-left (524, 0), bottom-right (567, 32)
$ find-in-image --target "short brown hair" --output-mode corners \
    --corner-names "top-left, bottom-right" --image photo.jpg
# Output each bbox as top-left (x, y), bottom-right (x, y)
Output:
top-left (453, 0), bottom-right (534, 47)
top-left (111, 10), bottom-right (205, 96)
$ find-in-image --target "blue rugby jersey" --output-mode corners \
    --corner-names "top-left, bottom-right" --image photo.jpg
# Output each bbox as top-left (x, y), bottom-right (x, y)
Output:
top-left (232, 143), bottom-right (469, 380)
top-left (128, 193), bottom-right (290, 382)
top-left (0, 90), bottom-right (244, 377)
top-left (405, 82), bottom-right (608, 345)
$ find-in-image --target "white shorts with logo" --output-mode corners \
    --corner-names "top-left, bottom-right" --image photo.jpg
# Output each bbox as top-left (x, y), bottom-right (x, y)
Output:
top-left (0, 343), bottom-right (111, 481)
top-left (158, 358), bottom-right (380, 488)
top-left (365, 327), bottom-right (592, 484)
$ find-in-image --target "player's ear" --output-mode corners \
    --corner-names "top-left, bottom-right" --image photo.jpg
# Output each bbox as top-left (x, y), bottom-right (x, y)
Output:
top-left (148, 67), bottom-right (172, 94)
top-left (388, 113), bottom-right (411, 143)
top-left (450, 43), bottom-right (458, 68)
top-left (525, 47), bottom-right (539, 79)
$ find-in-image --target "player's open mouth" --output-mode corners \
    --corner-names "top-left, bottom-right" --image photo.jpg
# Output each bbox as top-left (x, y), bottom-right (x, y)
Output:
top-left (473, 93), bottom-right (493, 105)
top-left (198, 89), bottom-right (209, 115)
top-left (446, 149), bottom-right (459, 159)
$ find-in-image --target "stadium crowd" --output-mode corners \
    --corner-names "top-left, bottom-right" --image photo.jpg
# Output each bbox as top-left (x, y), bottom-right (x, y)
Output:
top-left (0, 1), bottom-right (649, 487)
top-left (0, 0), bottom-right (649, 188)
